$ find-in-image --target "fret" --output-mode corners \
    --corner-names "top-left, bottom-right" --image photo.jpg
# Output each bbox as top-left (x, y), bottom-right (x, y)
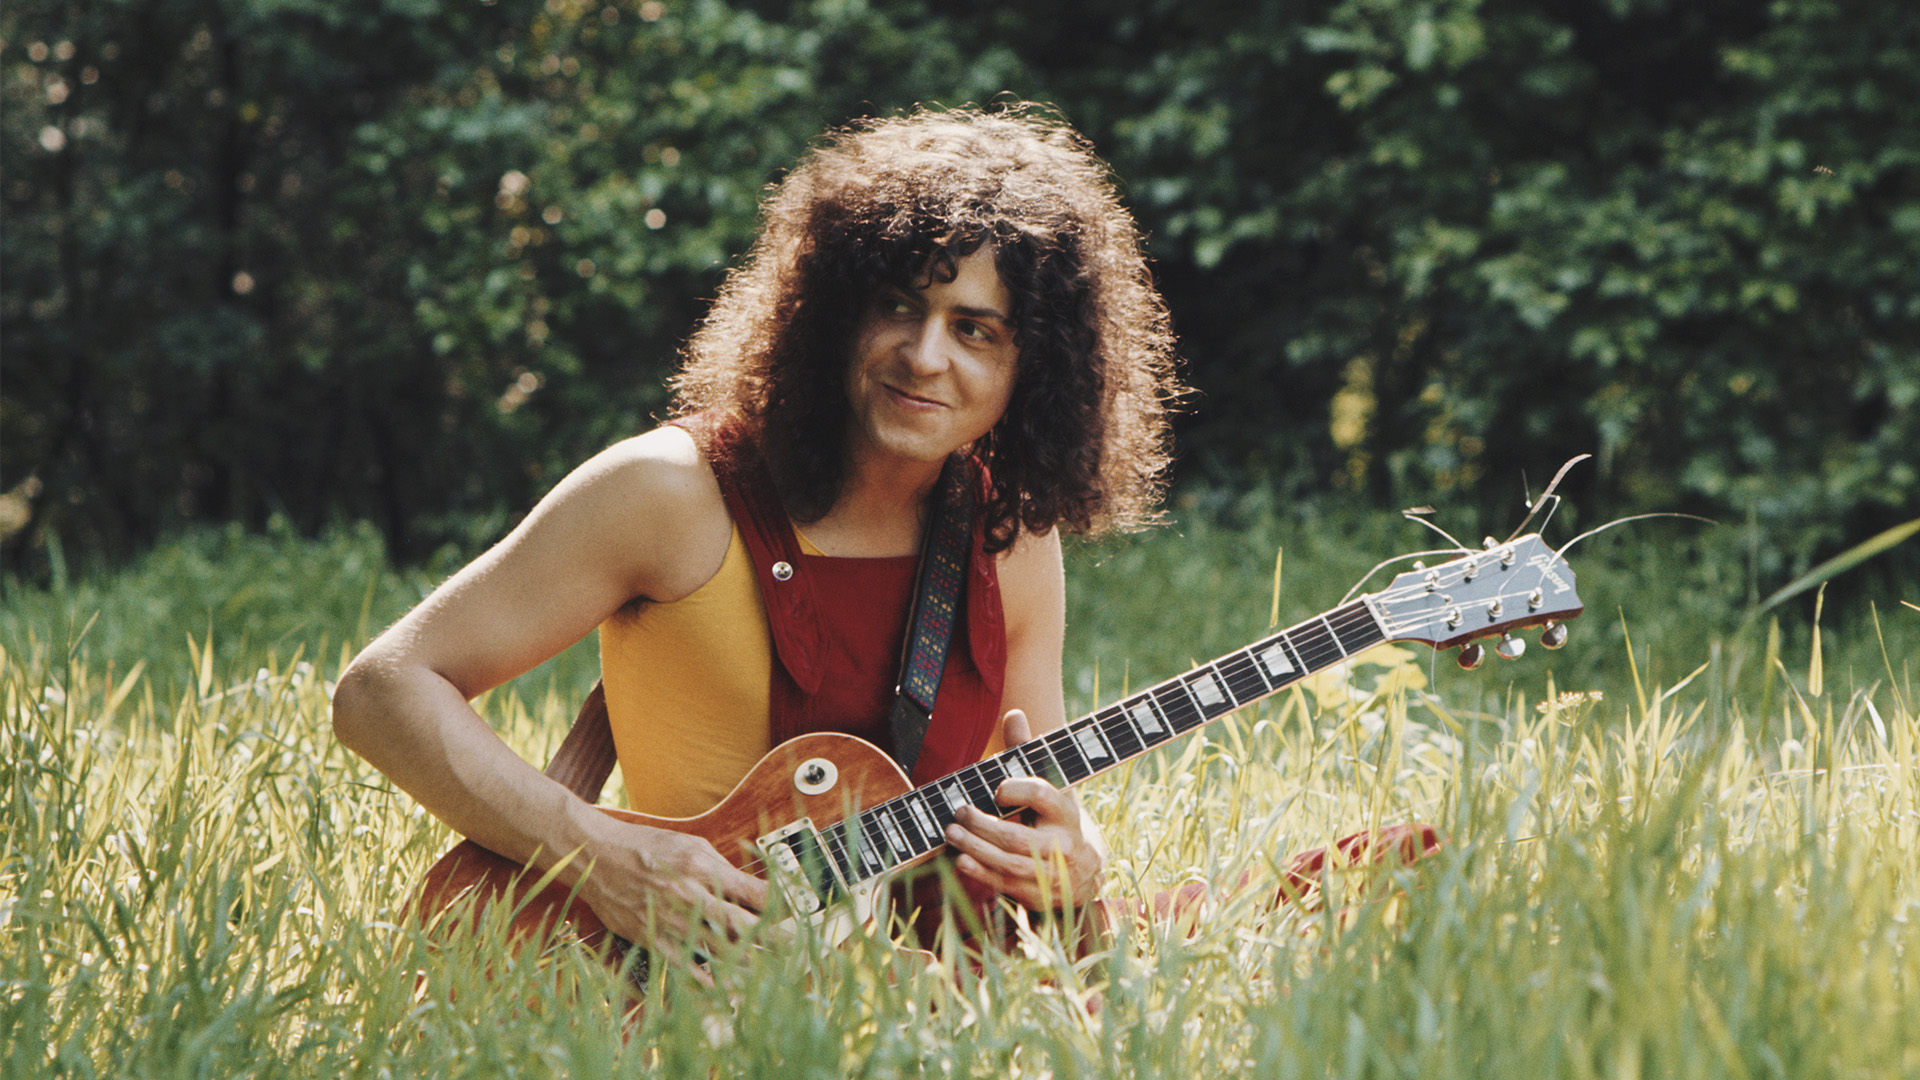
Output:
top-left (1183, 668), bottom-right (1232, 718)
top-left (858, 815), bottom-right (891, 874)
top-left (877, 807), bottom-right (911, 860)
top-left (821, 830), bottom-right (852, 884)
top-left (1330, 601), bottom-right (1384, 655)
top-left (1071, 720), bottom-right (1114, 766)
top-left (1018, 739), bottom-right (1068, 788)
top-left (1125, 695), bottom-right (1172, 744)
top-left (893, 800), bottom-right (930, 852)
top-left (1046, 727), bottom-right (1092, 782)
top-left (972, 758), bottom-right (1004, 793)
top-left (904, 795), bottom-right (940, 846)
top-left (925, 788), bottom-right (958, 833)
top-left (1257, 634), bottom-right (1302, 684)
top-left (1288, 618), bottom-right (1345, 672)
top-left (967, 762), bottom-right (1007, 813)
top-left (1216, 649), bottom-right (1270, 703)
top-left (1155, 681), bottom-right (1204, 732)
top-left (939, 779), bottom-right (970, 815)
top-left (1096, 704), bottom-right (1147, 759)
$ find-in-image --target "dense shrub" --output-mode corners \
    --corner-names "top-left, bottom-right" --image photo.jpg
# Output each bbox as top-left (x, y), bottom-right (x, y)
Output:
top-left (4, 0), bottom-right (1915, 593)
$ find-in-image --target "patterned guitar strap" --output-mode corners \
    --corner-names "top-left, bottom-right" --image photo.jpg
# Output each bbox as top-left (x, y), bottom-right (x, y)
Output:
top-left (886, 455), bottom-right (976, 775)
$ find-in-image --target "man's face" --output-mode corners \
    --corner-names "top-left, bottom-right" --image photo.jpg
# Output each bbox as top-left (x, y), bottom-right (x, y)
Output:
top-left (843, 247), bottom-right (1020, 472)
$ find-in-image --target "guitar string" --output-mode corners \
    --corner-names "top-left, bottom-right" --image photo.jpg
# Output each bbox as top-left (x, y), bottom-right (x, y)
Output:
top-left (1369, 559), bottom-right (1571, 636)
top-left (832, 598), bottom-right (1381, 884)
top-left (735, 544), bottom-right (1574, 900)
top-left (850, 546), bottom-right (1577, 851)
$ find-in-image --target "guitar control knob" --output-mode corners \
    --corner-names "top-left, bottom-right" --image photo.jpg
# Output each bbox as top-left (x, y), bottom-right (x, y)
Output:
top-left (1541, 622), bottom-right (1569, 650)
top-left (1495, 633), bottom-right (1526, 660)
top-left (794, 757), bottom-right (838, 795)
top-left (1458, 643), bottom-right (1486, 670)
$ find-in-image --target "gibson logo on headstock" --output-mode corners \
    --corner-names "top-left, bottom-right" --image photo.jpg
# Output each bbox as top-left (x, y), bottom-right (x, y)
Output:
top-left (1527, 552), bottom-right (1572, 594)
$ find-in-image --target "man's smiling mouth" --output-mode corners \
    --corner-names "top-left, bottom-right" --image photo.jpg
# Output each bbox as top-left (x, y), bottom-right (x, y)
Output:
top-left (887, 385), bottom-right (945, 408)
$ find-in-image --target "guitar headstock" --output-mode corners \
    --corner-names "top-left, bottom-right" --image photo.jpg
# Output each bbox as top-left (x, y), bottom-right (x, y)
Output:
top-left (1370, 534), bottom-right (1582, 663)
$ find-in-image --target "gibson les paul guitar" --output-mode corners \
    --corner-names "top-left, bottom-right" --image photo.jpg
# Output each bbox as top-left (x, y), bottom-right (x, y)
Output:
top-left (413, 534), bottom-right (1583, 974)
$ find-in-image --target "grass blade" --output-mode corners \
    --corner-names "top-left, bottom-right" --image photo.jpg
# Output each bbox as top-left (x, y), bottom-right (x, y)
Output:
top-left (1749, 516), bottom-right (1920, 621)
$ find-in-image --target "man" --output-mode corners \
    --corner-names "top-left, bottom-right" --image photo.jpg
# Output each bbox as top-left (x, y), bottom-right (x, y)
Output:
top-left (332, 105), bottom-right (1185, 971)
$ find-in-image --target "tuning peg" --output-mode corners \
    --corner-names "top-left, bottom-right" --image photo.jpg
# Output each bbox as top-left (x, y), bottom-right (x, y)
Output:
top-left (1457, 643), bottom-right (1486, 670)
top-left (1541, 621), bottom-right (1569, 650)
top-left (1495, 633), bottom-right (1526, 660)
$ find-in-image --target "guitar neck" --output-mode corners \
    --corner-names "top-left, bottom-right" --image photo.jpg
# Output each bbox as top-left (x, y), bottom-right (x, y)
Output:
top-left (824, 600), bottom-right (1386, 888)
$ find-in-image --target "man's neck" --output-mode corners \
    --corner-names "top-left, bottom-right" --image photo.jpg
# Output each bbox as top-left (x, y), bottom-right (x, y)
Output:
top-left (800, 454), bottom-right (942, 558)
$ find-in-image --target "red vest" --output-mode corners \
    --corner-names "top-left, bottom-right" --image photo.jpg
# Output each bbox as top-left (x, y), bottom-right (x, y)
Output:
top-left (690, 418), bottom-right (1007, 783)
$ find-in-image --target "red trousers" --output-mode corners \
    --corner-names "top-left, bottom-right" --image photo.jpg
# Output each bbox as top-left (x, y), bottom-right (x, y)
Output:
top-left (1104, 823), bottom-right (1444, 933)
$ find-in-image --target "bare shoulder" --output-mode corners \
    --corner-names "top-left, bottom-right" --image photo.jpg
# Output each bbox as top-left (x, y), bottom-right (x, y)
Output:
top-left (996, 528), bottom-right (1065, 612)
top-left (566, 425), bottom-right (714, 512)
top-left (994, 527), bottom-right (1067, 732)
top-left (995, 528), bottom-right (1065, 647)
top-left (515, 424), bottom-right (733, 604)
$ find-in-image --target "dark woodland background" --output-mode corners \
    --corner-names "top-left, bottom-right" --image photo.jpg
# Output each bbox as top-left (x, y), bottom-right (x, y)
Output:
top-left (5, 0), bottom-right (1916, 602)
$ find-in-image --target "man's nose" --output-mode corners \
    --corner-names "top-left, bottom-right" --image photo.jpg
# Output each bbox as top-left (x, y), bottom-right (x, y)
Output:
top-left (904, 317), bottom-right (950, 374)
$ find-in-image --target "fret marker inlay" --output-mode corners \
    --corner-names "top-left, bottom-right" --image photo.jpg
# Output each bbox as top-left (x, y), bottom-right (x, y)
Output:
top-left (879, 813), bottom-right (909, 858)
top-left (1129, 700), bottom-right (1164, 735)
top-left (1189, 672), bottom-right (1226, 707)
top-left (907, 798), bottom-right (937, 840)
top-left (1261, 643), bottom-right (1293, 678)
top-left (1074, 726), bottom-right (1110, 761)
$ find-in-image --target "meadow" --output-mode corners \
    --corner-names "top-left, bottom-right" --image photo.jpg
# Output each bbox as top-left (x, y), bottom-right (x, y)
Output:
top-left (3, 508), bottom-right (1916, 1078)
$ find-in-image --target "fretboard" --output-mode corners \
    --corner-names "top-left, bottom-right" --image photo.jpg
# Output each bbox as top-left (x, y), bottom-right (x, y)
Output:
top-left (817, 599), bottom-right (1386, 887)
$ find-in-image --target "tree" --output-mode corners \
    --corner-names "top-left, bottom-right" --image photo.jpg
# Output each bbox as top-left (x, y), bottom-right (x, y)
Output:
top-left (6, 0), bottom-right (1915, 594)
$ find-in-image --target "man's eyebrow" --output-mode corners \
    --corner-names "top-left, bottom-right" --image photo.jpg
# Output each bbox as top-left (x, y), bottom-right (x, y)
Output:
top-left (951, 304), bottom-right (1012, 324)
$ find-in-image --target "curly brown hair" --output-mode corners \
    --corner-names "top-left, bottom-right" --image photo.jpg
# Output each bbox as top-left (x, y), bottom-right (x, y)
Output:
top-left (670, 105), bottom-right (1184, 552)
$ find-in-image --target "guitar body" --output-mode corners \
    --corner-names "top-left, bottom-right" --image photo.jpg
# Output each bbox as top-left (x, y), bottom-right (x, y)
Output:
top-left (412, 732), bottom-right (920, 959)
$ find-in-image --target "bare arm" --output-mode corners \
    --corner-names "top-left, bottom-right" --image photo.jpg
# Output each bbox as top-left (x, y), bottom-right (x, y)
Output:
top-left (331, 427), bottom-right (767, 960)
top-left (942, 528), bottom-right (1110, 910)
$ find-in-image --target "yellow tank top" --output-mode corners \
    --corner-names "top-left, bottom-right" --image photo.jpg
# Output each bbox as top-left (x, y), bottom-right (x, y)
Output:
top-left (598, 524), bottom-right (825, 818)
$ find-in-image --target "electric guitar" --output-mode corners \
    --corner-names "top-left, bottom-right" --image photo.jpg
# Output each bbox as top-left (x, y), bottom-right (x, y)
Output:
top-left (412, 534), bottom-right (1582, 977)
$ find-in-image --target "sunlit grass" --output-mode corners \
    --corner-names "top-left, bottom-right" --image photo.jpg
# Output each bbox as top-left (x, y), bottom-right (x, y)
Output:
top-left (4, 517), bottom-right (1917, 1077)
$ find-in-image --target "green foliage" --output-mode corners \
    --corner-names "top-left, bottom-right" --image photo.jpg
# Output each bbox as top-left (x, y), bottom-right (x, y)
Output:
top-left (1063, 0), bottom-right (1920, 589)
top-left (0, 517), bottom-right (602, 706)
top-left (4, 0), bottom-right (1916, 600)
top-left (1, 0), bottom-right (1020, 562)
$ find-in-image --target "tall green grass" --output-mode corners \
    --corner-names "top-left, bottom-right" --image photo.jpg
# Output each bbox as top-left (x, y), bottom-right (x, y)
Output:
top-left (3, 512), bottom-right (1916, 1077)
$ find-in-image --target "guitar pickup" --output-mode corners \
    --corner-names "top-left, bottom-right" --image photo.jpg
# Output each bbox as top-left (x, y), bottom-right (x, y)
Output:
top-left (759, 820), bottom-right (847, 918)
